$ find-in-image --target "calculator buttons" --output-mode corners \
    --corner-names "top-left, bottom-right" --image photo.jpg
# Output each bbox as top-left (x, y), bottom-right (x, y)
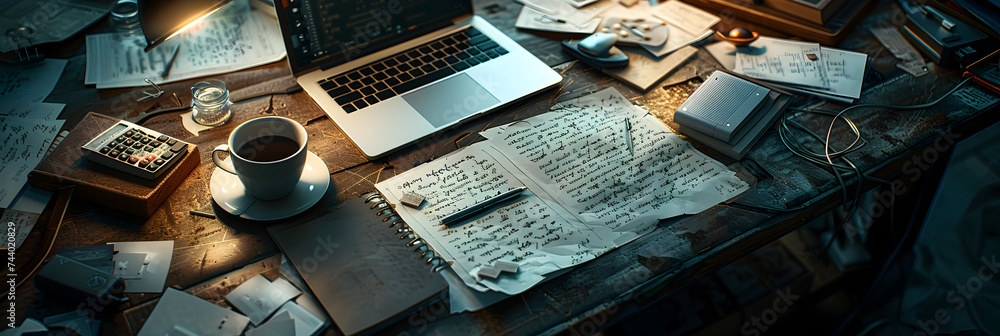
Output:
top-left (83, 121), bottom-right (193, 180)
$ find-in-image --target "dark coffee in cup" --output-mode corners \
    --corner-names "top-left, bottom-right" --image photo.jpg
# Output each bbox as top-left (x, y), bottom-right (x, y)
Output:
top-left (236, 136), bottom-right (300, 162)
top-left (212, 116), bottom-right (309, 200)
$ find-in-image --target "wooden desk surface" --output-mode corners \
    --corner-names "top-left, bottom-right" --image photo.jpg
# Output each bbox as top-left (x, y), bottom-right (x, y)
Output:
top-left (7, 0), bottom-right (1000, 335)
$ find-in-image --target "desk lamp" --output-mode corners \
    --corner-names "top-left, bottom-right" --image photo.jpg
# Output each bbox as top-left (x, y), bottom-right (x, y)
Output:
top-left (138, 0), bottom-right (232, 52)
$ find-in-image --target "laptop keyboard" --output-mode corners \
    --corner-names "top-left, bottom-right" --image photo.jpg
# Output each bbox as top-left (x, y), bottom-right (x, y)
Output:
top-left (318, 28), bottom-right (509, 113)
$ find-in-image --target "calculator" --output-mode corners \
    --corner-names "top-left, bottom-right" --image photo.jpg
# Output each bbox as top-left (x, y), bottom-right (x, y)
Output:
top-left (81, 121), bottom-right (191, 180)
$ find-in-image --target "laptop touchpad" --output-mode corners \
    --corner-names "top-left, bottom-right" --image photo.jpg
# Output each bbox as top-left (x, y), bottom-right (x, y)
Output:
top-left (403, 73), bottom-right (500, 128)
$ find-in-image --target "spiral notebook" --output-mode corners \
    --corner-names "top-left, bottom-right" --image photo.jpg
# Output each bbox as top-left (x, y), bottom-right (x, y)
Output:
top-left (267, 195), bottom-right (448, 336)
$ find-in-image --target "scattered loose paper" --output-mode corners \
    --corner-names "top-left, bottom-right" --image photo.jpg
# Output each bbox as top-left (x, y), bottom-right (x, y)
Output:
top-left (733, 36), bottom-right (867, 102)
top-left (0, 101), bottom-right (65, 121)
top-left (0, 59), bottom-right (67, 102)
top-left (3, 186), bottom-right (53, 248)
top-left (226, 275), bottom-right (302, 326)
top-left (515, 6), bottom-right (602, 34)
top-left (735, 36), bottom-right (829, 89)
top-left (137, 288), bottom-right (250, 336)
top-left (376, 88), bottom-right (749, 295)
top-left (870, 26), bottom-right (928, 78)
top-left (652, 1), bottom-right (720, 36)
top-left (85, 0), bottom-right (286, 88)
top-left (705, 40), bottom-right (737, 70)
top-left (0, 0), bottom-right (106, 53)
top-left (0, 115), bottom-right (64, 208)
top-left (1, 209), bottom-right (39, 248)
top-left (107, 240), bottom-right (174, 293)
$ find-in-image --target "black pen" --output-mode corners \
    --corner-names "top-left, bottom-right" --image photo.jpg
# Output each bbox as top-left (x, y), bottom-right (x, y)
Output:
top-left (160, 43), bottom-right (181, 78)
top-left (624, 118), bottom-right (634, 156)
top-left (439, 187), bottom-right (527, 227)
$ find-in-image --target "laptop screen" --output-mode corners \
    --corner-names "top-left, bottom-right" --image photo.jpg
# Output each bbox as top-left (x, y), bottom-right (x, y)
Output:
top-left (276, 0), bottom-right (473, 75)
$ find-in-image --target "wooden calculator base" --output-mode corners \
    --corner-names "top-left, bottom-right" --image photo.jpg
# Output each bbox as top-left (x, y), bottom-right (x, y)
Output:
top-left (28, 113), bottom-right (200, 218)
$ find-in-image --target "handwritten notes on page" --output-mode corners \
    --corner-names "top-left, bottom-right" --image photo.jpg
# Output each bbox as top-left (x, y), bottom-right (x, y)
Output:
top-left (376, 88), bottom-right (749, 295)
top-left (735, 37), bottom-right (829, 89)
top-left (0, 101), bottom-right (65, 121)
top-left (0, 116), bottom-right (64, 208)
top-left (482, 88), bottom-right (748, 245)
top-left (735, 36), bottom-right (868, 102)
top-left (376, 148), bottom-right (603, 294)
top-left (85, 0), bottom-right (285, 88)
top-left (0, 59), bottom-right (67, 102)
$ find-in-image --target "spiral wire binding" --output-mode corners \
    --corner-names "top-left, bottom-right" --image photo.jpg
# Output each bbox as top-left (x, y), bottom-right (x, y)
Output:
top-left (363, 192), bottom-right (448, 272)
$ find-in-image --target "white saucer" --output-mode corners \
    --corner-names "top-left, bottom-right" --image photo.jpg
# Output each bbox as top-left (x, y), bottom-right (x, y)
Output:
top-left (210, 151), bottom-right (330, 221)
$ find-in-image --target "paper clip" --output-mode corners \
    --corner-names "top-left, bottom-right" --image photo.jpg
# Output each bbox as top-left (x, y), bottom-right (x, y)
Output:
top-left (6, 27), bottom-right (44, 65)
top-left (137, 78), bottom-right (165, 102)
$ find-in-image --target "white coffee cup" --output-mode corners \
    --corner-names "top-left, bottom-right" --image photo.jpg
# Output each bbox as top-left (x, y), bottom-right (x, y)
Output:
top-left (212, 116), bottom-right (308, 200)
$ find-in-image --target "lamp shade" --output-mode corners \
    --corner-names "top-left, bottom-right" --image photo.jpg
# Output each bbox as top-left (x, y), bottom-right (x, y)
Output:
top-left (138, 0), bottom-right (232, 52)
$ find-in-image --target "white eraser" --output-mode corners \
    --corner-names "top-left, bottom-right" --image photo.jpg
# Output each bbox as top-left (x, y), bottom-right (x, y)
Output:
top-left (477, 266), bottom-right (502, 279)
top-left (399, 193), bottom-right (425, 208)
top-left (494, 260), bottom-right (519, 273)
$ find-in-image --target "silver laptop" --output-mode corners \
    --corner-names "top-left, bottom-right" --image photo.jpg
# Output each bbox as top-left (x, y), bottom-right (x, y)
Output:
top-left (274, 0), bottom-right (562, 159)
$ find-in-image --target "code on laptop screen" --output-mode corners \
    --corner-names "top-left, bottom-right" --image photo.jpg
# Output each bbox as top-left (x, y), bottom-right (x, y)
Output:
top-left (277, 0), bottom-right (472, 74)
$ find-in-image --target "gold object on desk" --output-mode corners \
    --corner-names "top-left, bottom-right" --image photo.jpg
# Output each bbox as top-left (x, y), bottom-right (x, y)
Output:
top-left (716, 28), bottom-right (759, 47)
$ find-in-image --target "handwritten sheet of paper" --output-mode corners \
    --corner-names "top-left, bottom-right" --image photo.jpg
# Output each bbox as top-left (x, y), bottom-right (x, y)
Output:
top-left (1, 209), bottom-right (39, 248)
top-left (0, 116), bottom-right (64, 208)
top-left (815, 47), bottom-right (866, 99)
top-left (0, 101), bottom-right (65, 120)
top-left (85, 0), bottom-right (285, 88)
top-left (3, 186), bottom-right (53, 248)
top-left (377, 88), bottom-right (749, 295)
top-left (376, 148), bottom-right (601, 294)
top-left (482, 88), bottom-right (749, 244)
top-left (735, 37), bottom-right (829, 89)
top-left (0, 59), bottom-right (67, 102)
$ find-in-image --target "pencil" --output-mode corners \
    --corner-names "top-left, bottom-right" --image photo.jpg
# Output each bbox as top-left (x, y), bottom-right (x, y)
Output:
top-left (439, 187), bottom-right (527, 226)
top-left (160, 43), bottom-right (181, 78)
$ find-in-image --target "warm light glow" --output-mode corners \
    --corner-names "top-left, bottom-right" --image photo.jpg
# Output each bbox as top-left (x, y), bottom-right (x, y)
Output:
top-left (165, 6), bottom-right (226, 41)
